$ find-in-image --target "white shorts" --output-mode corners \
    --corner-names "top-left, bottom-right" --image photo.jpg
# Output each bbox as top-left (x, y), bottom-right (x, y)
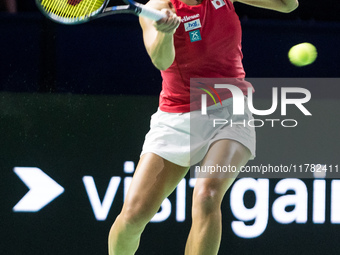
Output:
top-left (141, 97), bottom-right (256, 167)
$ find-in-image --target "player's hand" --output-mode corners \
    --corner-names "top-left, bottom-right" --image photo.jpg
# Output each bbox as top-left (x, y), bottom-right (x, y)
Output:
top-left (153, 9), bottom-right (181, 34)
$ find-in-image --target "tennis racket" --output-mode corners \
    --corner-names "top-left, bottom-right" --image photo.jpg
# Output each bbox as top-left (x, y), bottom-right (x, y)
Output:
top-left (35, 0), bottom-right (166, 24)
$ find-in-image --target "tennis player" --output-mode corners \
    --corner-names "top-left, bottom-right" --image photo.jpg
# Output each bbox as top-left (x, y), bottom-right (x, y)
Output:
top-left (109, 0), bottom-right (298, 254)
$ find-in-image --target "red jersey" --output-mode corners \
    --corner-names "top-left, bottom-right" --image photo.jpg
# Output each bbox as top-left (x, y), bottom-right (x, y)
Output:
top-left (159, 0), bottom-right (253, 112)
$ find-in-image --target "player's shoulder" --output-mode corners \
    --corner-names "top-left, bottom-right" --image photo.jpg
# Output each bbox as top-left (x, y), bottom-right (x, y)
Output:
top-left (145, 0), bottom-right (174, 11)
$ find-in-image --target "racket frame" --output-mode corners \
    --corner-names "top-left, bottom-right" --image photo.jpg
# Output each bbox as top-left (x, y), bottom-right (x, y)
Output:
top-left (35, 0), bottom-right (166, 24)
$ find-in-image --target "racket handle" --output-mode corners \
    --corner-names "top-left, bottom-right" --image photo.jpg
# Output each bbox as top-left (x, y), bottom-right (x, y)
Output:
top-left (138, 4), bottom-right (167, 21)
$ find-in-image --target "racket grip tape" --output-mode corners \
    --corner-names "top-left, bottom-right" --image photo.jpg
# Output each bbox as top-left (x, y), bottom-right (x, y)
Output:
top-left (138, 4), bottom-right (167, 21)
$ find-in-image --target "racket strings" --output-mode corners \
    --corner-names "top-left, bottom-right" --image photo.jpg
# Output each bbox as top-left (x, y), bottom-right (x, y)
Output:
top-left (40, 0), bottom-right (105, 20)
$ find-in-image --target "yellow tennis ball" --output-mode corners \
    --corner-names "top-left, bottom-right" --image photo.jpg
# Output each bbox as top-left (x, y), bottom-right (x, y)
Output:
top-left (288, 43), bottom-right (318, 67)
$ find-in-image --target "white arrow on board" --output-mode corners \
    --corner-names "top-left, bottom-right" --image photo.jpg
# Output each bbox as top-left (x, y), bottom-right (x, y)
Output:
top-left (13, 167), bottom-right (64, 212)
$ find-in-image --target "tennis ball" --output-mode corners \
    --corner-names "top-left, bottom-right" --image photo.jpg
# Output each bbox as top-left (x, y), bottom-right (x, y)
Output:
top-left (288, 43), bottom-right (317, 67)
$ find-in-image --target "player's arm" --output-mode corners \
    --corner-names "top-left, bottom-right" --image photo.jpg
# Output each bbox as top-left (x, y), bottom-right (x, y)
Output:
top-left (232, 0), bottom-right (298, 13)
top-left (139, 0), bottom-right (181, 70)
